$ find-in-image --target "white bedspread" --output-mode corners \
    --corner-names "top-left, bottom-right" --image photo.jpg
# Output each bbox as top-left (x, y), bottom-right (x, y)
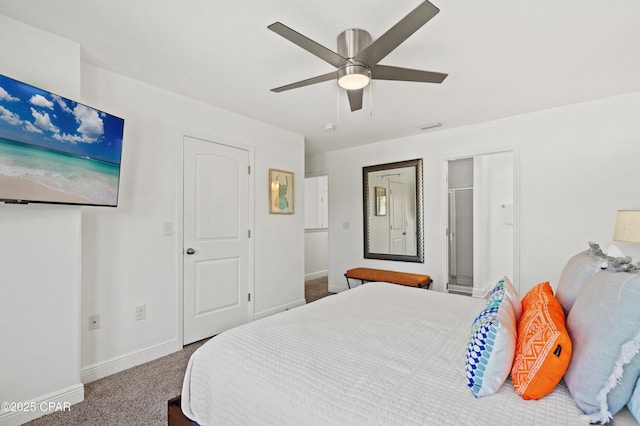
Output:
top-left (181, 282), bottom-right (587, 425)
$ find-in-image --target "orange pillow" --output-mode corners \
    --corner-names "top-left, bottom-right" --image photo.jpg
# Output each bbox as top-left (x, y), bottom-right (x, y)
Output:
top-left (510, 281), bottom-right (572, 400)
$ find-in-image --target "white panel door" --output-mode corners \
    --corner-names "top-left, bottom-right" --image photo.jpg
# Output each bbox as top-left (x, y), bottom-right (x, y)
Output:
top-left (183, 136), bottom-right (250, 344)
top-left (389, 180), bottom-right (407, 254)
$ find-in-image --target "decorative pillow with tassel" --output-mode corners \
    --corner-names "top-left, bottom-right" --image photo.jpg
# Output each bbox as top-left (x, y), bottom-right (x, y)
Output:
top-left (565, 271), bottom-right (640, 423)
top-left (556, 242), bottom-right (640, 317)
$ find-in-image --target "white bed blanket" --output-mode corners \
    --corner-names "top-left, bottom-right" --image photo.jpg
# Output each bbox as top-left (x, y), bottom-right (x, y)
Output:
top-left (181, 282), bottom-right (588, 425)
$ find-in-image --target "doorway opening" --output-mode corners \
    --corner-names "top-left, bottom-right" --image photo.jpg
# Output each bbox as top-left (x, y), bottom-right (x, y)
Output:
top-left (304, 175), bottom-right (331, 301)
top-left (445, 151), bottom-right (516, 297)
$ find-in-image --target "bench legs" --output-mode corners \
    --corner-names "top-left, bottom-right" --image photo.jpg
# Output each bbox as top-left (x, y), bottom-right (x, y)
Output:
top-left (344, 275), bottom-right (378, 289)
top-left (344, 274), bottom-right (364, 289)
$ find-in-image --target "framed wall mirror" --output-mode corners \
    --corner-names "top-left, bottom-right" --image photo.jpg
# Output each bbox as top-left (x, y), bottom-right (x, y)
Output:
top-left (363, 158), bottom-right (424, 263)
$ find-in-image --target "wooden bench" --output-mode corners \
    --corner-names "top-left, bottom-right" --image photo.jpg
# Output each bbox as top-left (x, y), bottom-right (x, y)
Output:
top-left (345, 267), bottom-right (432, 289)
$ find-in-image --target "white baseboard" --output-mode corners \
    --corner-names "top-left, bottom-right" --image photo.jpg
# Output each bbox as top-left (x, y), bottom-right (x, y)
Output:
top-left (253, 298), bottom-right (306, 320)
top-left (328, 282), bottom-right (348, 293)
top-left (304, 270), bottom-right (328, 281)
top-left (0, 383), bottom-right (84, 426)
top-left (81, 339), bottom-right (181, 384)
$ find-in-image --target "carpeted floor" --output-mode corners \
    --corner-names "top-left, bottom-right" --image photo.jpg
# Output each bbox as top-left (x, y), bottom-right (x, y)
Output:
top-left (24, 277), bottom-right (332, 425)
top-left (304, 275), bottom-right (334, 303)
top-left (24, 339), bottom-right (207, 426)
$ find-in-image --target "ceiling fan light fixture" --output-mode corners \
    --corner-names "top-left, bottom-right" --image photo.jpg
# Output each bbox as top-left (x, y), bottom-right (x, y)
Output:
top-left (337, 64), bottom-right (370, 90)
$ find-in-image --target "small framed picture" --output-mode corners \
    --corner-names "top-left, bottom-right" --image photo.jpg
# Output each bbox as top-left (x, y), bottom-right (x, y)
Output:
top-left (269, 169), bottom-right (294, 214)
top-left (375, 186), bottom-right (387, 216)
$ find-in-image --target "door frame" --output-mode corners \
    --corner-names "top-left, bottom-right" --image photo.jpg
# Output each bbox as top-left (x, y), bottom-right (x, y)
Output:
top-left (304, 171), bottom-right (331, 287)
top-left (176, 130), bottom-right (255, 346)
top-left (442, 146), bottom-right (521, 296)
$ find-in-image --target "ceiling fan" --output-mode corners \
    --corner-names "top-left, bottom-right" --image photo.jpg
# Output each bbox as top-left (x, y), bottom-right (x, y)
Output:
top-left (268, 0), bottom-right (448, 112)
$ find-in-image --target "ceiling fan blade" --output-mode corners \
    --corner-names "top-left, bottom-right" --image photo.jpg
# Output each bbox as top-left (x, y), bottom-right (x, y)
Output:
top-left (371, 65), bottom-right (447, 83)
top-left (268, 22), bottom-right (350, 68)
top-left (355, 1), bottom-right (439, 66)
top-left (270, 71), bottom-right (337, 93)
top-left (347, 89), bottom-right (364, 111)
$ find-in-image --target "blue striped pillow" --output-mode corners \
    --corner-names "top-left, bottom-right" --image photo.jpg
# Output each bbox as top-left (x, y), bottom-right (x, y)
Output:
top-left (466, 296), bottom-right (517, 398)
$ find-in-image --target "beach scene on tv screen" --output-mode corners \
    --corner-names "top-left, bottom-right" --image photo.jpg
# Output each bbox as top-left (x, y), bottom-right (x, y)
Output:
top-left (0, 75), bottom-right (124, 206)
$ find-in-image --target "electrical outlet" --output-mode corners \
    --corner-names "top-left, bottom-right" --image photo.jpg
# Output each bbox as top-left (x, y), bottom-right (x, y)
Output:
top-left (89, 314), bottom-right (100, 330)
top-left (135, 305), bottom-right (146, 321)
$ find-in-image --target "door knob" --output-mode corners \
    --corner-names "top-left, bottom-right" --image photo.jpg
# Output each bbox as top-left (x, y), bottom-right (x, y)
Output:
top-left (186, 248), bottom-right (196, 255)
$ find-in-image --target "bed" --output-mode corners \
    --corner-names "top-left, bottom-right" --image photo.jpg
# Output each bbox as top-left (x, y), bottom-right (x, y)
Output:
top-left (172, 276), bottom-right (640, 425)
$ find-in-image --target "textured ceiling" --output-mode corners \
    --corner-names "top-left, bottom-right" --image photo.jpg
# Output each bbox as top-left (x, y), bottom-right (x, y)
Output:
top-left (1, 0), bottom-right (639, 155)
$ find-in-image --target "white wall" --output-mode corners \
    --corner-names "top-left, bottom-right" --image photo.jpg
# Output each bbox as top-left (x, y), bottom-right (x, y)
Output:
top-left (304, 176), bottom-right (328, 229)
top-left (473, 152), bottom-right (514, 295)
top-left (305, 230), bottom-right (329, 280)
top-left (0, 14), bottom-right (306, 421)
top-left (306, 91), bottom-right (640, 296)
top-left (0, 15), bottom-right (84, 426)
top-left (79, 65), bottom-right (305, 377)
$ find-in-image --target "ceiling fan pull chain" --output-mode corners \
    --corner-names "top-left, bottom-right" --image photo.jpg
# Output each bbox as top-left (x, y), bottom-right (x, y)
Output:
top-left (336, 84), bottom-right (341, 124)
top-left (336, 84), bottom-right (346, 124)
top-left (369, 80), bottom-right (373, 116)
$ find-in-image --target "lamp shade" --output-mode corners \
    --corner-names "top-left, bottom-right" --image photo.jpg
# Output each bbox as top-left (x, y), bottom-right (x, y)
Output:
top-left (613, 210), bottom-right (640, 243)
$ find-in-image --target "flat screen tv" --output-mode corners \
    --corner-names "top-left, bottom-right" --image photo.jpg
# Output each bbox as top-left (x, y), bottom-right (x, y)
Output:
top-left (0, 74), bottom-right (124, 207)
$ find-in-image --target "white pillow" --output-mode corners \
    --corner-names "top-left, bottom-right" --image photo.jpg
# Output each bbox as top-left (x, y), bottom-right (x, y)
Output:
top-left (503, 276), bottom-right (522, 321)
top-left (555, 250), bottom-right (602, 315)
top-left (607, 244), bottom-right (626, 257)
top-left (466, 296), bottom-right (517, 398)
top-left (600, 244), bottom-right (627, 269)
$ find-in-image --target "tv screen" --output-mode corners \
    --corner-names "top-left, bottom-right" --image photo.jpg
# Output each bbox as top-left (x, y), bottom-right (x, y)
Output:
top-left (0, 74), bottom-right (124, 207)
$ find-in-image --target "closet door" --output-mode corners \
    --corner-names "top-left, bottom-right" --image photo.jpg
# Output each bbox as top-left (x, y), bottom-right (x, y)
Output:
top-left (183, 135), bottom-right (251, 344)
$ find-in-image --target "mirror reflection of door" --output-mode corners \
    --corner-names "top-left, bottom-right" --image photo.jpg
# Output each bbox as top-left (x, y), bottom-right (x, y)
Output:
top-left (389, 180), bottom-right (406, 254)
top-left (446, 152), bottom-right (514, 297)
